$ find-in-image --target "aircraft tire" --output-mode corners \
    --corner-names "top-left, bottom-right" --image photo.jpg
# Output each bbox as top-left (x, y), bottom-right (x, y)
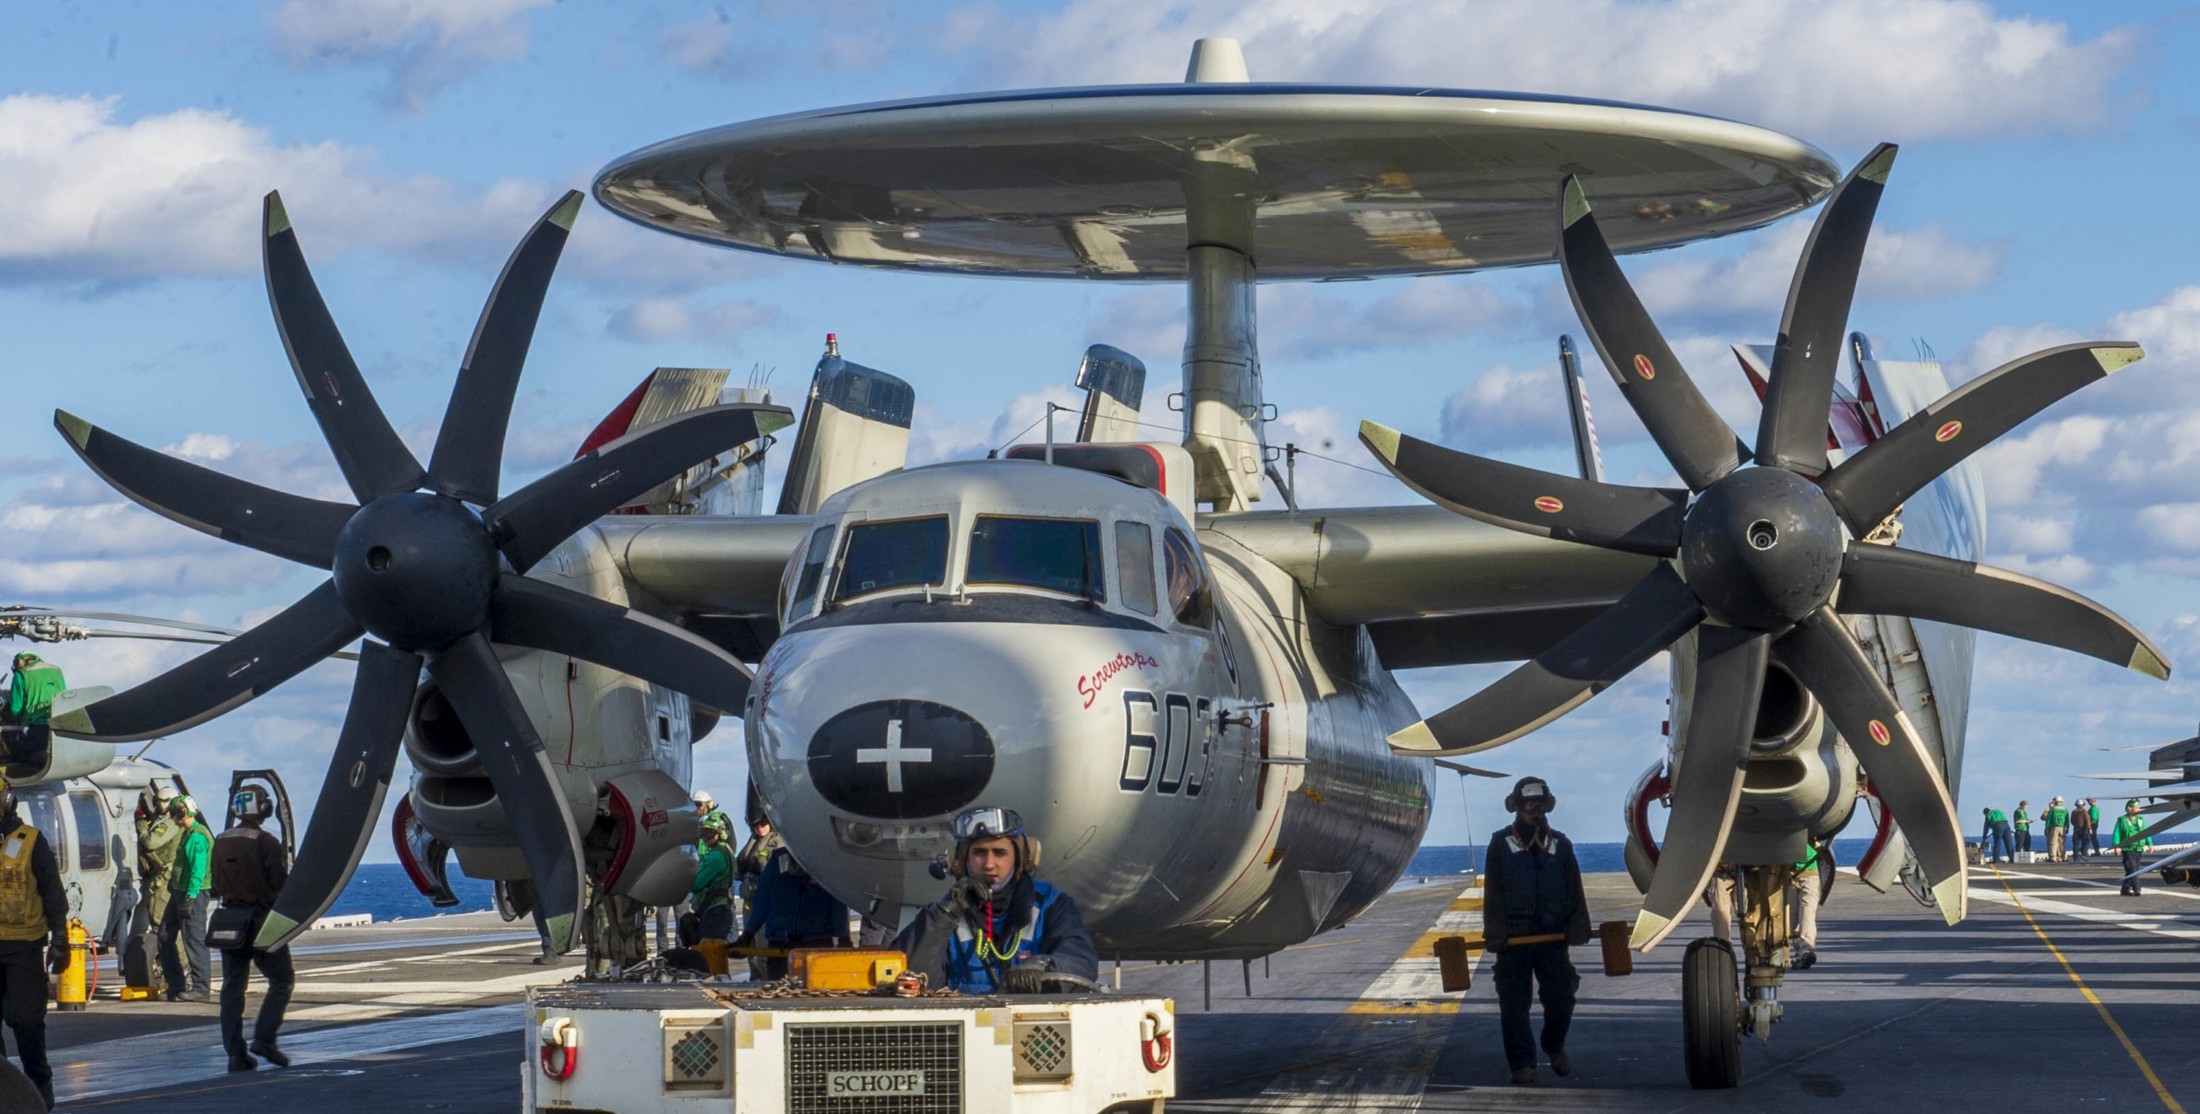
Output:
top-left (1682, 937), bottom-right (1741, 1089)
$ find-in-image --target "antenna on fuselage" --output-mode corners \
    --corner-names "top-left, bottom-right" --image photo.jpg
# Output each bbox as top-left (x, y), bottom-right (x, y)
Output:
top-left (1435, 758), bottom-right (1507, 876)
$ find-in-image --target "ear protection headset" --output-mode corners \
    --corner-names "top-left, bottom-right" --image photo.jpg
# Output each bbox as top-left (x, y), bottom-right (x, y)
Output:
top-left (1505, 776), bottom-right (1557, 813)
top-left (0, 778), bottom-right (14, 819)
top-left (231, 786), bottom-right (274, 823)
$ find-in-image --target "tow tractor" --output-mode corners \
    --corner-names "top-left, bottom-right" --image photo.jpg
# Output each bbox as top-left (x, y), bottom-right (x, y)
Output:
top-left (524, 949), bottom-right (1175, 1113)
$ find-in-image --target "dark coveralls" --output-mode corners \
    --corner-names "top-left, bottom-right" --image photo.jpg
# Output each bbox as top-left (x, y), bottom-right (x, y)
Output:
top-left (741, 848), bottom-right (851, 980)
top-left (1483, 823), bottom-right (1591, 1073)
top-left (0, 816), bottom-right (66, 1098)
top-left (211, 824), bottom-right (294, 1062)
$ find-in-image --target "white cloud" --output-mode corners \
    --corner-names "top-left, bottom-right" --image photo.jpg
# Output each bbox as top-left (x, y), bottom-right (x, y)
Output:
top-left (1264, 406), bottom-right (1412, 508)
top-left (606, 297), bottom-right (790, 343)
top-left (1628, 219), bottom-right (2003, 326)
top-left (269, 0), bottom-right (552, 113)
top-left (944, 0), bottom-right (2141, 145)
top-left (1971, 413), bottom-right (2109, 507)
top-left (1438, 363), bottom-right (1571, 451)
top-left (1261, 280), bottom-right (1524, 360)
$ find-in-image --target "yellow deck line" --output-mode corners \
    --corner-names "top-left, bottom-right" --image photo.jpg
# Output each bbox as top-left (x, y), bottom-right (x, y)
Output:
top-left (1991, 865), bottom-right (2187, 1114)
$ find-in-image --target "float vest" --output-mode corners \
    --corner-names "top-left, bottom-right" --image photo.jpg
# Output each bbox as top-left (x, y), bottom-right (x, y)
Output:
top-left (944, 880), bottom-right (1067, 994)
top-left (0, 826), bottom-right (48, 942)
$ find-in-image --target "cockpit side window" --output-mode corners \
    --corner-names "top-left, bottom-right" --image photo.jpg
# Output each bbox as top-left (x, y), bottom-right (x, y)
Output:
top-left (1162, 527), bottom-right (1210, 627)
top-left (68, 791), bottom-right (107, 871)
top-left (966, 516), bottom-right (1105, 601)
top-left (1115, 521), bottom-right (1157, 615)
top-left (784, 525), bottom-right (836, 621)
top-left (831, 515), bottom-right (950, 602)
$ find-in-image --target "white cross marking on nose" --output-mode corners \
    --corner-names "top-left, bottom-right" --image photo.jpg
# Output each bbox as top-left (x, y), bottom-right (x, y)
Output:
top-left (856, 718), bottom-right (932, 793)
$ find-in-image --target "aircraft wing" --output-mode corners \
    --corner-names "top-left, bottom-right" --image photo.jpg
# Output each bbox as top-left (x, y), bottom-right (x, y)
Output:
top-left (1200, 505), bottom-right (1655, 667)
top-left (593, 515), bottom-right (816, 659)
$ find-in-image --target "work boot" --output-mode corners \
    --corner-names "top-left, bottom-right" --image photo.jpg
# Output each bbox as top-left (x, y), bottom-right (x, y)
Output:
top-left (1793, 947), bottom-right (1817, 971)
top-left (227, 1054), bottom-right (257, 1073)
top-left (184, 987), bottom-right (212, 1003)
top-left (1510, 1067), bottom-right (1537, 1086)
top-left (251, 1040), bottom-right (291, 1068)
top-left (1549, 1049), bottom-right (1572, 1076)
top-left (36, 1079), bottom-right (52, 1111)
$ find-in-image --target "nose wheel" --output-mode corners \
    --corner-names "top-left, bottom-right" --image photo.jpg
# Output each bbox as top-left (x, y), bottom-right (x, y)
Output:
top-left (1681, 937), bottom-right (1740, 1088)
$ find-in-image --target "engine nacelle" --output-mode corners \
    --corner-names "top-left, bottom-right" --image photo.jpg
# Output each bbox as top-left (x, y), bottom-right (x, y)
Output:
top-left (5, 687), bottom-right (119, 783)
top-left (598, 769), bottom-right (701, 906)
top-left (402, 527), bottom-right (701, 883)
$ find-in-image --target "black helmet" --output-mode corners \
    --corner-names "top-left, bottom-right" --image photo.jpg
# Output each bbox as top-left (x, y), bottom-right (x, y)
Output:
top-left (1506, 776), bottom-right (1557, 813)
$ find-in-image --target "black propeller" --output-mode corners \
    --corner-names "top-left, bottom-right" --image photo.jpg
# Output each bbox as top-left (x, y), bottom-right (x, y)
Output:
top-left (50, 190), bottom-right (791, 953)
top-left (1364, 144), bottom-right (2169, 949)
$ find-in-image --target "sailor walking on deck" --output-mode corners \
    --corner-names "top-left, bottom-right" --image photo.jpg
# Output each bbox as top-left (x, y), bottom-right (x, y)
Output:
top-left (1484, 776), bottom-right (1588, 1087)
top-left (212, 787), bottom-right (294, 1071)
top-left (2113, 799), bottom-right (2152, 896)
top-left (0, 778), bottom-right (69, 1109)
top-left (159, 796), bottom-right (213, 1001)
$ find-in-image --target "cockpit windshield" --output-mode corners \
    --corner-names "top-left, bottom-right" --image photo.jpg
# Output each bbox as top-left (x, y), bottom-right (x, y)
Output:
top-left (966, 516), bottom-right (1104, 601)
top-left (831, 516), bottom-right (950, 602)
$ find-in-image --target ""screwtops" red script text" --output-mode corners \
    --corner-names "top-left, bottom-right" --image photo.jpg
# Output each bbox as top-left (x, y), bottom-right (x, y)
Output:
top-left (1078, 651), bottom-right (1160, 709)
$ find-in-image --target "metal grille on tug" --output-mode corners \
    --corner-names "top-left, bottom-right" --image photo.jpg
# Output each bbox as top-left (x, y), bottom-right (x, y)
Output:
top-left (786, 1021), bottom-right (964, 1113)
top-left (668, 1028), bottom-right (724, 1082)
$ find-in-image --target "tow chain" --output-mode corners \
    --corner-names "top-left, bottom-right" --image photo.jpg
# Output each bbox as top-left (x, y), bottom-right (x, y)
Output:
top-left (708, 979), bottom-right (965, 1003)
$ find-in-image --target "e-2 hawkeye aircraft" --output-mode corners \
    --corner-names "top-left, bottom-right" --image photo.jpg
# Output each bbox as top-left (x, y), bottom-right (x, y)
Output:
top-left (2084, 727), bottom-right (2200, 885)
top-left (43, 38), bottom-right (2171, 1088)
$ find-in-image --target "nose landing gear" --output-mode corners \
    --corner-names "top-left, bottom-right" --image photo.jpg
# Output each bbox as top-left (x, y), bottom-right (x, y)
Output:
top-left (1681, 863), bottom-right (1801, 1089)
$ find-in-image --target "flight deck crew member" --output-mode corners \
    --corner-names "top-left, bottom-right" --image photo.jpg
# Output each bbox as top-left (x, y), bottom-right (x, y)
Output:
top-left (133, 791), bottom-right (184, 988)
top-left (160, 795), bottom-right (214, 1001)
top-left (0, 778), bottom-right (70, 1110)
top-left (2014, 801), bottom-right (2033, 855)
top-left (3, 653), bottom-right (66, 769)
top-left (691, 814), bottom-right (736, 943)
top-left (1982, 807), bottom-right (2014, 863)
top-left (732, 814), bottom-right (784, 979)
top-left (737, 845), bottom-right (852, 981)
top-left (211, 787), bottom-right (294, 1071)
top-left (1789, 841), bottom-right (1827, 969)
top-left (692, 790), bottom-right (728, 845)
top-left (2113, 799), bottom-right (2152, 896)
top-left (895, 806), bottom-right (1098, 994)
top-left (1484, 776), bottom-right (1589, 1087)
top-left (2044, 797), bottom-right (2070, 862)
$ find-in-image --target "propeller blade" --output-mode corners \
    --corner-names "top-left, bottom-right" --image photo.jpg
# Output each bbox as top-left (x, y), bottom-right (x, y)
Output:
top-left (1820, 341), bottom-right (2144, 533)
top-left (428, 632), bottom-right (584, 953)
top-left (53, 410), bottom-right (353, 569)
top-left (2110, 806), bottom-right (2195, 850)
top-left (1391, 563), bottom-right (1703, 754)
top-left (1558, 176), bottom-right (1750, 490)
top-left (262, 192), bottom-right (427, 503)
top-left (1839, 545), bottom-right (2170, 679)
top-left (1756, 144), bottom-right (1897, 477)
top-left (427, 192), bottom-right (585, 506)
top-left (488, 403), bottom-right (794, 572)
top-left (2128, 839), bottom-right (2200, 880)
top-left (489, 575), bottom-right (752, 710)
top-left (48, 581), bottom-right (360, 742)
top-left (256, 641), bottom-right (422, 949)
top-left (1631, 626), bottom-right (1769, 950)
top-left (1358, 422), bottom-right (1687, 556)
top-left (1775, 607), bottom-right (1966, 923)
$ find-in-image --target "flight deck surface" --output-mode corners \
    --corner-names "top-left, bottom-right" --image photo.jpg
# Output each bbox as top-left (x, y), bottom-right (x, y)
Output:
top-left (49, 865), bottom-right (2199, 1111)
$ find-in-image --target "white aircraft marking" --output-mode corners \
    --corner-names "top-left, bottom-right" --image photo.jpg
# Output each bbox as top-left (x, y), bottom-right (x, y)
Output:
top-left (1967, 887), bottom-right (2200, 944)
top-left (856, 717), bottom-right (931, 793)
top-left (1987, 868), bottom-right (2200, 902)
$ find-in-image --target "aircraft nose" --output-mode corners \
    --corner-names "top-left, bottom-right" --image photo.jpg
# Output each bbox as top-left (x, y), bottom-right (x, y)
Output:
top-left (804, 698), bottom-right (998, 820)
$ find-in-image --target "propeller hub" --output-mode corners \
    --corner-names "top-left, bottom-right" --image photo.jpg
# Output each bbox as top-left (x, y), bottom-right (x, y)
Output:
top-left (1680, 467), bottom-right (1843, 629)
top-left (332, 493), bottom-right (500, 651)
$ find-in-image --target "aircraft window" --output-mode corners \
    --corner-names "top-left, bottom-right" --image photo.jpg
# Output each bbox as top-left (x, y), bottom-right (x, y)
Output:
top-left (832, 516), bottom-right (950, 602)
top-left (69, 791), bottom-right (107, 871)
top-left (786, 525), bottom-right (836, 619)
top-left (1163, 527), bottom-right (1210, 627)
top-left (1116, 521), bottom-right (1157, 615)
top-left (966, 516), bottom-right (1105, 600)
top-left (19, 791), bottom-right (62, 852)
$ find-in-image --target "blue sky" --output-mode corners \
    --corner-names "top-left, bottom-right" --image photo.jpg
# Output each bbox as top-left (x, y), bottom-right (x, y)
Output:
top-left (3, 0), bottom-right (2197, 856)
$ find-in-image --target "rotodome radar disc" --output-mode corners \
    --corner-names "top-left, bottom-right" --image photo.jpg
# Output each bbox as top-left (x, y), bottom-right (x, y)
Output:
top-left (595, 84), bottom-right (1840, 281)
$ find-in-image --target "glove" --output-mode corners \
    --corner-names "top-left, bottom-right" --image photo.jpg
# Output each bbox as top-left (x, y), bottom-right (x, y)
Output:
top-left (997, 958), bottom-right (1055, 995)
top-left (732, 931), bottom-right (755, 949)
top-left (46, 944), bottom-right (69, 976)
top-left (941, 877), bottom-right (991, 916)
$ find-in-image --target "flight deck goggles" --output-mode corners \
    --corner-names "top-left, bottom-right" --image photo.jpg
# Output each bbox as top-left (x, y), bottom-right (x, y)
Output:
top-left (951, 807), bottom-right (1024, 840)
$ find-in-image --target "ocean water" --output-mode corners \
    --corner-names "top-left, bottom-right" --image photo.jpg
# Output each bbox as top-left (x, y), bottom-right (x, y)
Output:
top-left (330, 840), bottom-right (1887, 924)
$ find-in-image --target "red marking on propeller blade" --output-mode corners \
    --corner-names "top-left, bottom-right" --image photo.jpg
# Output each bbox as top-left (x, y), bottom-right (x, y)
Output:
top-left (1868, 719), bottom-right (1891, 746)
top-left (1534, 496), bottom-right (1564, 514)
top-left (1633, 354), bottom-right (1656, 381)
top-left (1934, 420), bottom-right (1963, 443)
